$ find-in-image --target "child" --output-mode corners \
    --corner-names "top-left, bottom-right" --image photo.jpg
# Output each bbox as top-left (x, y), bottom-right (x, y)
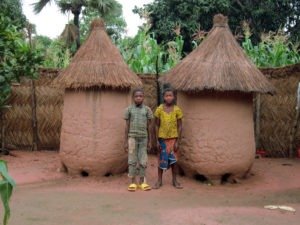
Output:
top-left (153, 88), bottom-right (183, 189)
top-left (124, 88), bottom-right (153, 191)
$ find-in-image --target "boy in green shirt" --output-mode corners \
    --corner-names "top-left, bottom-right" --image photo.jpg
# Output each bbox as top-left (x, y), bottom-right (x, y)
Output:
top-left (124, 88), bottom-right (153, 191)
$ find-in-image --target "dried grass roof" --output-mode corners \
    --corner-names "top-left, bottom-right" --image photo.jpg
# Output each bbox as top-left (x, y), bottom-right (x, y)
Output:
top-left (161, 14), bottom-right (275, 94)
top-left (53, 19), bottom-right (142, 90)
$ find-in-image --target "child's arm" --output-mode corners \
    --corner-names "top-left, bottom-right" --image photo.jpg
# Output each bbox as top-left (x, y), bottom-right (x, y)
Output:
top-left (124, 107), bottom-right (130, 152)
top-left (154, 106), bottom-right (161, 152)
top-left (146, 107), bottom-right (154, 151)
top-left (147, 120), bottom-right (151, 151)
top-left (124, 120), bottom-right (129, 152)
top-left (174, 119), bottom-right (182, 152)
top-left (155, 118), bottom-right (161, 151)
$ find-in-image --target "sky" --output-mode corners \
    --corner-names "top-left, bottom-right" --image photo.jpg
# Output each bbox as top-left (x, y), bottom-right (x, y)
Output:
top-left (22, 0), bottom-right (153, 39)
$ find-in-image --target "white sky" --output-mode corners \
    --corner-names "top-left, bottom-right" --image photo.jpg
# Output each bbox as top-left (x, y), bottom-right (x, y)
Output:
top-left (22, 0), bottom-right (153, 38)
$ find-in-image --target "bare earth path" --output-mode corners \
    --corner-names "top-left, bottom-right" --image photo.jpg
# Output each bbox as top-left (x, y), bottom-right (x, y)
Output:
top-left (1, 151), bottom-right (300, 225)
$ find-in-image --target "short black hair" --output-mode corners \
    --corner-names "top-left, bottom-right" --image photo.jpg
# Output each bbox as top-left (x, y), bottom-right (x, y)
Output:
top-left (163, 87), bottom-right (175, 96)
top-left (132, 88), bottom-right (144, 96)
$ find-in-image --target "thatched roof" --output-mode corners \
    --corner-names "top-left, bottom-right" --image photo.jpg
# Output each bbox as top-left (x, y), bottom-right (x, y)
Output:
top-left (53, 19), bottom-right (142, 89)
top-left (161, 14), bottom-right (275, 94)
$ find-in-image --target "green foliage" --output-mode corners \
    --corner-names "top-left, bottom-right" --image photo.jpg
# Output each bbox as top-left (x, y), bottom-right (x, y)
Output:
top-left (35, 38), bottom-right (71, 69)
top-left (0, 160), bottom-right (16, 225)
top-left (118, 27), bottom-right (183, 74)
top-left (80, 4), bottom-right (127, 42)
top-left (134, 0), bottom-right (229, 53)
top-left (33, 35), bottom-right (52, 48)
top-left (135, 0), bottom-right (300, 53)
top-left (33, 0), bottom-right (125, 68)
top-left (0, 15), bottom-right (43, 108)
top-left (242, 24), bottom-right (300, 68)
top-left (33, 0), bottom-right (122, 49)
top-left (228, 0), bottom-right (300, 44)
top-left (0, 0), bottom-right (26, 29)
top-left (88, 0), bottom-right (120, 16)
top-left (33, 0), bottom-right (120, 15)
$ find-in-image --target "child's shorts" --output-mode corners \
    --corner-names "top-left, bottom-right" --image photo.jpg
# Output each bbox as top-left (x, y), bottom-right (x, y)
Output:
top-left (158, 138), bottom-right (177, 170)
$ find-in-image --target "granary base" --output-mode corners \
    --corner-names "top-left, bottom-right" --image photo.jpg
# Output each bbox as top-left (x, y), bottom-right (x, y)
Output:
top-left (59, 90), bottom-right (130, 176)
top-left (177, 91), bottom-right (255, 184)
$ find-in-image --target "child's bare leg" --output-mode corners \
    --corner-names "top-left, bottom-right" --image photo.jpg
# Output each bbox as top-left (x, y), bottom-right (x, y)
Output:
top-left (139, 176), bottom-right (144, 184)
top-left (128, 163), bottom-right (137, 185)
top-left (130, 177), bottom-right (136, 184)
top-left (153, 168), bottom-right (163, 189)
top-left (171, 163), bottom-right (183, 189)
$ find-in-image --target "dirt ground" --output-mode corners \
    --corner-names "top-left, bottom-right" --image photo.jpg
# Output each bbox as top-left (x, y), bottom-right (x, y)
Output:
top-left (1, 150), bottom-right (300, 225)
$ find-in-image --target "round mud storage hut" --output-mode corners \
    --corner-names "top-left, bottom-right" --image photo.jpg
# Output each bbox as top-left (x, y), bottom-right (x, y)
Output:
top-left (161, 14), bottom-right (274, 184)
top-left (53, 19), bottom-right (142, 177)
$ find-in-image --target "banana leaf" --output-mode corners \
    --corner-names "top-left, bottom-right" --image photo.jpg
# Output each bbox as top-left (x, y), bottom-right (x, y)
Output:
top-left (0, 160), bottom-right (15, 225)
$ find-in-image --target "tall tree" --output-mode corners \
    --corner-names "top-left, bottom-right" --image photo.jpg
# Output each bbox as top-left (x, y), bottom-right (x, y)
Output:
top-left (229, 0), bottom-right (300, 43)
top-left (134, 0), bottom-right (300, 53)
top-left (134, 0), bottom-right (230, 53)
top-left (80, 3), bottom-right (126, 42)
top-left (33, 0), bottom-right (120, 49)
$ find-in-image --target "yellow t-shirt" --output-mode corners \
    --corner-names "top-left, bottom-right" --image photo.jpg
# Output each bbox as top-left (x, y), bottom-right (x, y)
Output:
top-left (154, 104), bottom-right (183, 139)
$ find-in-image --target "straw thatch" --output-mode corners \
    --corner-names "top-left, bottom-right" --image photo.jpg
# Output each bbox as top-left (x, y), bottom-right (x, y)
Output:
top-left (259, 64), bottom-right (300, 157)
top-left (53, 19), bottom-right (142, 89)
top-left (161, 14), bottom-right (274, 94)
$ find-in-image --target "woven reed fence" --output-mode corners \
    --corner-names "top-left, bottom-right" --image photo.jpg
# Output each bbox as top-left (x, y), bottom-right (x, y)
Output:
top-left (258, 64), bottom-right (300, 157)
top-left (3, 69), bottom-right (63, 150)
top-left (2, 66), bottom-right (299, 157)
top-left (1, 70), bottom-right (157, 150)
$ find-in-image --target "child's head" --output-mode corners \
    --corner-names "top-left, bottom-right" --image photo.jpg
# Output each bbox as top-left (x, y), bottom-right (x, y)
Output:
top-left (163, 88), bottom-right (175, 105)
top-left (132, 88), bottom-right (144, 106)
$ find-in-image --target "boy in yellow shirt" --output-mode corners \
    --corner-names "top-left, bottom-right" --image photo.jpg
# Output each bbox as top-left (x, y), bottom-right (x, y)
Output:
top-left (153, 88), bottom-right (183, 189)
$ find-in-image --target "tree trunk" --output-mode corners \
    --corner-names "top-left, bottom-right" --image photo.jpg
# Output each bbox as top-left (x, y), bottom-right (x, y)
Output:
top-left (155, 55), bottom-right (160, 105)
top-left (0, 110), bottom-right (8, 155)
top-left (31, 80), bottom-right (38, 151)
top-left (73, 12), bottom-right (81, 50)
top-left (1, 111), bottom-right (5, 152)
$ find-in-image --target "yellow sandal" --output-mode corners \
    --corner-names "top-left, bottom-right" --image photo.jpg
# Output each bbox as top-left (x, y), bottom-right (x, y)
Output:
top-left (139, 183), bottom-right (151, 191)
top-left (128, 183), bottom-right (138, 192)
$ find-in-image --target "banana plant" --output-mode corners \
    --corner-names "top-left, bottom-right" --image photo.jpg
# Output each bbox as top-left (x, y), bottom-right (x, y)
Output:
top-left (0, 160), bottom-right (15, 225)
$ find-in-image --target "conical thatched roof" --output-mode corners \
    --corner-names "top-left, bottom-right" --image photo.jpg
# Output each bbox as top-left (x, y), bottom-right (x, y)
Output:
top-left (161, 14), bottom-right (275, 94)
top-left (53, 19), bottom-right (142, 89)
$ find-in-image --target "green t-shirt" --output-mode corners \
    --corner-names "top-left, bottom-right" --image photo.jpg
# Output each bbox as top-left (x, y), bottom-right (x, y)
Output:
top-left (124, 104), bottom-right (153, 138)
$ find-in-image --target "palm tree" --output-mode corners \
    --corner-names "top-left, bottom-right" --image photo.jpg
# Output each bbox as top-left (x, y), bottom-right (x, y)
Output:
top-left (33, 0), bottom-right (119, 49)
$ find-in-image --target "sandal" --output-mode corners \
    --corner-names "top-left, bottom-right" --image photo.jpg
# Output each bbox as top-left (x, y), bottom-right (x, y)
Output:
top-left (139, 183), bottom-right (151, 191)
top-left (128, 183), bottom-right (138, 192)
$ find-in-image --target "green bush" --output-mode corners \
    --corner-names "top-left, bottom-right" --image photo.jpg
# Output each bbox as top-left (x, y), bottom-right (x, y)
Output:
top-left (0, 15), bottom-right (42, 108)
top-left (39, 39), bottom-right (71, 69)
